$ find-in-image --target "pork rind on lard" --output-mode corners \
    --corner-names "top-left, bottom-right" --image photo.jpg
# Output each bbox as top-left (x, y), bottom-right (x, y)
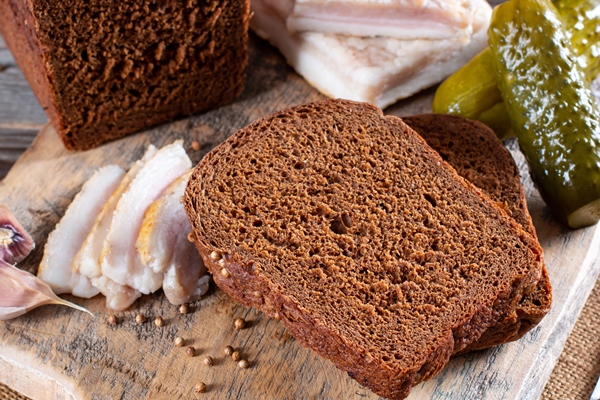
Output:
top-left (251, 0), bottom-right (491, 108)
top-left (288, 0), bottom-right (477, 40)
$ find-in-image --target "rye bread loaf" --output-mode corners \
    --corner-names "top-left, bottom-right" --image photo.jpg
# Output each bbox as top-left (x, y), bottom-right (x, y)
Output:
top-left (0, 0), bottom-right (249, 150)
top-left (403, 114), bottom-right (552, 352)
top-left (184, 99), bottom-right (543, 399)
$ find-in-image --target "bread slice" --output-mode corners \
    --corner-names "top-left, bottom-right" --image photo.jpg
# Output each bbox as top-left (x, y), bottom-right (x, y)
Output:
top-left (402, 114), bottom-right (552, 352)
top-left (0, 0), bottom-right (249, 150)
top-left (184, 99), bottom-right (543, 399)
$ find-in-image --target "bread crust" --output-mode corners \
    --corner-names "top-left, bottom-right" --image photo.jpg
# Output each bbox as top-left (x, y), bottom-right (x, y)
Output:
top-left (0, 0), bottom-right (250, 150)
top-left (403, 114), bottom-right (552, 352)
top-left (184, 99), bottom-right (544, 399)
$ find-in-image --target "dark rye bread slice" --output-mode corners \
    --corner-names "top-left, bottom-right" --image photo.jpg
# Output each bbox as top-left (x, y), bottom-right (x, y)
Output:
top-left (0, 0), bottom-right (249, 150)
top-left (184, 99), bottom-right (543, 399)
top-left (403, 114), bottom-right (552, 352)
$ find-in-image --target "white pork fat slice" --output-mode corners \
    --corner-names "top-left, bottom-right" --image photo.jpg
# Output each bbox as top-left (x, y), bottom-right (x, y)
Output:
top-left (101, 141), bottom-right (192, 295)
top-left (288, 0), bottom-right (476, 40)
top-left (73, 146), bottom-right (157, 310)
top-left (37, 165), bottom-right (125, 297)
top-left (93, 275), bottom-right (141, 311)
top-left (251, 0), bottom-right (491, 109)
top-left (137, 170), bottom-right (210, 305)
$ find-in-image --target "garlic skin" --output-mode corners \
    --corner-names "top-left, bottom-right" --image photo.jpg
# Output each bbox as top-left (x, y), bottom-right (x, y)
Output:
top-left (0, 259), bottom-right (92, 321)
top-left (0, 205), bottom-right (35, 265)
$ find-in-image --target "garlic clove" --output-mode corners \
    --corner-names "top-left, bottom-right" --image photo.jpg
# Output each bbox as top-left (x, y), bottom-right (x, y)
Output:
top-left (0, 205), bottom-right (35, 264)
top-left (0, 259), bottom-right (92, 321)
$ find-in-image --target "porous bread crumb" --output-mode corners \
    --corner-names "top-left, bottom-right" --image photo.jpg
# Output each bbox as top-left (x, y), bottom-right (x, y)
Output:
top-left (184, 99), bottom-right (543, 399)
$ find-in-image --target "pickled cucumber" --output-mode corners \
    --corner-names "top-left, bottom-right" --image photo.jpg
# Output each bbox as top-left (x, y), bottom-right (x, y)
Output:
top-left (489, 0), bottom-right (600, 228)
top-left (432, 49), bottom-right (514, 140)
top-left (555, 0), bottom-right (600, 81)
top-left (433, 0), bottom-right (600, 140)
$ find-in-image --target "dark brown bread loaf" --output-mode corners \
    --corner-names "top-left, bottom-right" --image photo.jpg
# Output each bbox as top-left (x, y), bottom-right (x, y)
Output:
top-left (184, 99), bottom-right (544, 399)
top-left (402, 114), bottom-right (552, 352)
top-left (0, 0), bottom-right (249, 150)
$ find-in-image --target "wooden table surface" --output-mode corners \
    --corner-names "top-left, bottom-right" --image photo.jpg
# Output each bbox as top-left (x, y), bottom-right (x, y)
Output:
top-left (0, 25), bottom-right (600, 399)
top-left (0, 34), bottom-right (44, 179)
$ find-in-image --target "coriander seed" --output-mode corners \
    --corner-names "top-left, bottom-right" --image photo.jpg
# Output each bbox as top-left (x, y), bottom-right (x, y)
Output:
top-left (234, 318), bottom-right (246, 330)
top-left (221, 268), bottom-right (231, 278)
top-left (203, 356), bottom-right (213, 366)
top-left (154, 316), bottom-right (165, 327)
top-left (191, 140), bottom-right (201, 151)
top-left (108, 315), bottom-right (118, 326)
top-left (135, 313), bottom-right (146, 324)
top-left (186, 346), bottom-right (196, 357)
top-left (179, 303), bottom-right (190, 314)
top-left (238, 359), bottom-right (250, 369)
top-left (231, 351), bottom-right (241, 362)
top-left (209, 251), bottom-right (221, 261)
top-left (224, 346), bottom-right (234, 356)
top-left (194, 382), bottom-right (207, 393)
top-left (175, 337), bottom-right (185, 347)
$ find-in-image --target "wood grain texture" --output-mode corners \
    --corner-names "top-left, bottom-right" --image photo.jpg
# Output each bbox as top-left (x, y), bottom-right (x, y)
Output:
top-left (0, 32), bottom-right (46, 179)
top-left (0, 34), bottom-right (599, 400)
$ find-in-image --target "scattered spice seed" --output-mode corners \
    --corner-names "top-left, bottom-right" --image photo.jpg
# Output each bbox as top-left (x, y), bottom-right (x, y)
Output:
top-left (224, 346), bottom-right (234, 356)
top-left (179, 303), bottom-right (190, 314)
top-left (135, 314), bottom-right (147, 324)
top-left (238, 359), bottom-right (250, 369)
top-left (203, 356), bottom-right (213, 366)
top-left (218, 258), bottom-right (226, 267)
top-left (175, 337), bottom-right (185, 347)
top-left (187, 231), bottom-right (196, 242)
top-left (154, 316), bottom-right (165, 327)
top-left (220, 268), bottom-right (230, 278)
top-left (194, 382), bottom-right (207, 393)
top-left (253, 291), bottom-right (262, 298)
top-left (186, 346), bottom-right (196, 357)
top-left (191, 140), bottom-right (201, 151)
top-left (209, 251), bottom-right (221, 261)
top-left (108, 315), bottom-right (118, 326)
top-left (231, 351), bottom-right (241, 362)
top-left (234, 318), bottom-right (246, 330)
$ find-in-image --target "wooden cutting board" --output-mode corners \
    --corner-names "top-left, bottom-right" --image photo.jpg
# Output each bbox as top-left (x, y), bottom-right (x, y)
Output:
top-left (1, 35), bottom-right (599, 400)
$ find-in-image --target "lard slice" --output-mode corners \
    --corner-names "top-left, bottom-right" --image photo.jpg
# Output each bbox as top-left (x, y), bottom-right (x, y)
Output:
top-left (251, 0), bottom-right (491, 108)
top-left (37, 165), bottom-right (125, 297)
top-left (73, 146), bottom-right (157, 310)
top-left (74, 146), bottom-right (157, 281)
top-left (137, 170), bottom-right (210, 305)
top-left (101, 141), bottom-right (192, 295)
top-left (288, 0), bottom-right (476, 40)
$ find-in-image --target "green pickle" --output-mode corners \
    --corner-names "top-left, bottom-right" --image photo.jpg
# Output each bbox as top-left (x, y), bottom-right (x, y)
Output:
top-left (489, 0), bottom-right (600, 228)
top-left (433, 0), bottom-right (600, 140)
top-left (432, 50), bottom-right (515, 139)
top-left (555, 0), bottom-right (600, 81)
